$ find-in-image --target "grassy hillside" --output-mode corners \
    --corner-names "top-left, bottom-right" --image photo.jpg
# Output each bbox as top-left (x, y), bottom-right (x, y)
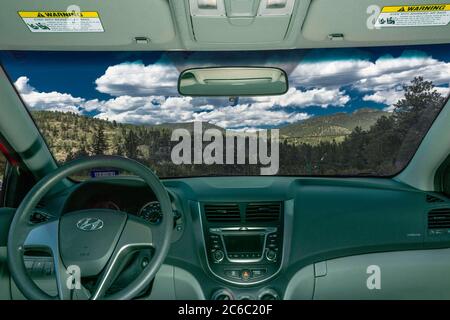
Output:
top-left (29, 108), bottom-right (388, 162)
top-left (32, 111), bottom-right (124, 161)
top-left (280, 108), bottom-right (388, 145)
top-left (0, 107), bottom-right (392, 179)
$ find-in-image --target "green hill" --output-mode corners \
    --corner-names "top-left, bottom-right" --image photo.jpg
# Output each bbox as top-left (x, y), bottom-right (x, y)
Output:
top-left (28, 108), bottom-right (388, 163)
top-left (280, 108), bottom-right (389, 145)
top-left (30, 112), bottom-right (226, 162)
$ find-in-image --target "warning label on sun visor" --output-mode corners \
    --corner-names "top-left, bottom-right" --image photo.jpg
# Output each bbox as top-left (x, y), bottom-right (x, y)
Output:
top-left (18, 11), bottom-right (104, 32)
top-left (375, 4), bottom-right (450, 27)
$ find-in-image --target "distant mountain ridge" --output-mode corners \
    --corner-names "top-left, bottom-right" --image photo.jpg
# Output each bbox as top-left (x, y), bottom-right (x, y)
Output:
top-left (280, 108), bottom-right (389, 145)
top-left (150, 121), bottom-right (224, 132)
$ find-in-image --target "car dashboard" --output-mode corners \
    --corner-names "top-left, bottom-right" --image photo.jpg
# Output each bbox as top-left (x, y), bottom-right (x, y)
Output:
top-left (15, 175), bottom-right (450, 300)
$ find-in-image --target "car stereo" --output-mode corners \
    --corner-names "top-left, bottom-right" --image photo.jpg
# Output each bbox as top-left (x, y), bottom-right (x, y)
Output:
top-left (205, 226), bottom-right (283, 284)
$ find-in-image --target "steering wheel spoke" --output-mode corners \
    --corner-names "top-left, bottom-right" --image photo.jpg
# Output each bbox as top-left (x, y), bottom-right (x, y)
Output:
top-left (91, 216), bottom-right (154, 300)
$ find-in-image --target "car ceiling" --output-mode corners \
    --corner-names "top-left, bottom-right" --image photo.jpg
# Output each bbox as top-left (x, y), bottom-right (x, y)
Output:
top-left (0, 0), bottom-right (450, 51)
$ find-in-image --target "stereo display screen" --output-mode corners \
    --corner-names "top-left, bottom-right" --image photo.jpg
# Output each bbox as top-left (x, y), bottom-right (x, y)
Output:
top-left (223, 235), bottom-right (263, 254)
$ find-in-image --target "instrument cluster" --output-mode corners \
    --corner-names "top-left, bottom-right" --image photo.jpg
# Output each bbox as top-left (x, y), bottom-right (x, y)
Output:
top-left (138, 201), bottom-right (163, 224)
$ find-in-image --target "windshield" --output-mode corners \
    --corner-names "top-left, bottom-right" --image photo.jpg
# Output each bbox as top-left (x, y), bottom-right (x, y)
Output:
top-left (1, 45), bottom-right (449, 177)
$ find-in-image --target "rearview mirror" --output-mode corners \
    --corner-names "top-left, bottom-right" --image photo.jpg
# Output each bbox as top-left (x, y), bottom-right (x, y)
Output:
top-left (178, 67), bottom-right (288, 97)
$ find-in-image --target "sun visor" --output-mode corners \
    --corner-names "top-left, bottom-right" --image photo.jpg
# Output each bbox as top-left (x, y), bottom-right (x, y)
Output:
top-left (302, 0), bottom-right (450, 42)
top-left (0, 0), bottom-right (176, 49)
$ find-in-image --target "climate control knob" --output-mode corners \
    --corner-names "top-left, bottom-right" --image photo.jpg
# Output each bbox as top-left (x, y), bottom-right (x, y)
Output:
top-left (259, 288), bottom-right (279, 300)
top-left (212, 289), bottom-right (234, 300)
top-left (212, 250), bottom-right (224, 263)
top-left (265, 249), bottom-right (277, 262)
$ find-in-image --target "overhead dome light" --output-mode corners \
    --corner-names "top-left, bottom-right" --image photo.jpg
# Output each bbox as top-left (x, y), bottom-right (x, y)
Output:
top-left (266, 0), bottom-right (287, 8)
top-left (189, 0), bottom-right (295, 17)
top-left (198, 0), bottom-right (218, 9)
top-left (258, 0), bottom-right (295, 15)
top-left (190, 0), bottom-right (226, 16)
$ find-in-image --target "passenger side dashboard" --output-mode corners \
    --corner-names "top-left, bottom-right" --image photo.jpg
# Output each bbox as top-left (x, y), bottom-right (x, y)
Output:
top-left (161, 176), bottom-right (450, 299)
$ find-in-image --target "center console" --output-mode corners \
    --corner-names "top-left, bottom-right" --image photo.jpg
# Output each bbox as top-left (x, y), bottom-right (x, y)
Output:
top-left (201, 202), bottom-right (283, 285)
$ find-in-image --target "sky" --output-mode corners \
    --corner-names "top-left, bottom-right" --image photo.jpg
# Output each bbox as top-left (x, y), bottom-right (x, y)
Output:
top-left (1, 44), bottom-right (450, 131)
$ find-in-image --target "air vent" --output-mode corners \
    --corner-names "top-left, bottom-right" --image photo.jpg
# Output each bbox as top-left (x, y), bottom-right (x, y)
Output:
top-left (245, 202), bottom-right (281, 222)
top-left (428, 208), bottom-right (450, 229)
top-left (204, 203), bottom-right (241, 223)
top-left (426, 194), bottom-right (445, 203)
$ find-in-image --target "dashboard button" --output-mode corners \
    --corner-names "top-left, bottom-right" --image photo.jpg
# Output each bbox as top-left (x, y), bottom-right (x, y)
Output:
top-left (251, 269), bottom-right (267, 278)
top-left (44, 262), bottom-right (53, 276)
top-left (241, 270), bottom-right (252, 281)
top-left (32, 261), bottom-right (45, 274)
top-left (265, 249), bottom-right (277, 262)
top-left (212, 250), bottom-right (224, 263)
top-left (225, 270), bottom-right (240, 279)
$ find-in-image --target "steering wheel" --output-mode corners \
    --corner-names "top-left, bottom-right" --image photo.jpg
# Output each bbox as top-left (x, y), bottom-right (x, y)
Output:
top-left (7, 156), bottom-right (173, 300)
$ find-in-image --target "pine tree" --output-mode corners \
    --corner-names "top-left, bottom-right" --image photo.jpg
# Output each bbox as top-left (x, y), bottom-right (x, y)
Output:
top-left (90, 124), bottom-right (108, 155)
top-left (393, 77), bottom-right (445, 166)
top-left (123, 129), bottom-right (139, 159)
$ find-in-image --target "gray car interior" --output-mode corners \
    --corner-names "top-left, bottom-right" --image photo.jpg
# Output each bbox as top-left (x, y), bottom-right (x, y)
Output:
top-left (0, 0), bottom-right (449, 300)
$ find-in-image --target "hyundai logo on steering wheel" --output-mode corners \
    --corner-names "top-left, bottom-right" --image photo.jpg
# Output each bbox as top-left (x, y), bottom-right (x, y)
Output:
top-left (76, 218), bottom-right (104, 231)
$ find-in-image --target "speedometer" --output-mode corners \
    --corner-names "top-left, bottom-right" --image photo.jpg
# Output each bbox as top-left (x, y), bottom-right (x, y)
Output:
top-left (138, 201), bottom-right (162, 224)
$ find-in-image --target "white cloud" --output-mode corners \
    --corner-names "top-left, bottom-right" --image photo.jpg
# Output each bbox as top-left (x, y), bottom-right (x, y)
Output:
top-left (289, 52), bottom-right (450, 111)
top-left (14, 76), bottom-right (34, 94)
top-left (84, 96), bottom-right (165, 113)
top-left (291, 59), bottom-right (372, 89)
top-left (362, 88), bottom-right (405, 106)
top-left (14, 76), bottom-right (83, 114)
top-left (94, 59), bottom-right (179, 97)
top-left (363, 84), bottom-right (450, 112)
top-left (15, 49), bottom-right (450, 130)
top-left (95, 108), bottom-right (191, 125)
top-left (93, 95), bottom-right (198, 125)
top-left (291, 53), bottom-right (450, 94)
top-left (84, 82), bottom-right (324, 128)
top-left (92, 95), bottom-right (312, 129)
top-left (253, 87), bottom-right (350, 108)
top-left (436, 86), bottom-right (450, 97)
top-left (194, 104), bottom-right (311, 129)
